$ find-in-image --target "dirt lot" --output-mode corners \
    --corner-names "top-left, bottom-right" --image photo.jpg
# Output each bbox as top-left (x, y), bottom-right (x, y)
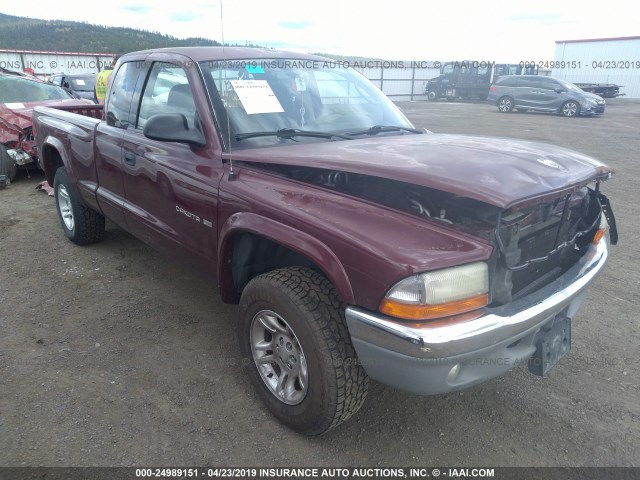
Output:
top-left (1, 99), bottom-right (638, 468)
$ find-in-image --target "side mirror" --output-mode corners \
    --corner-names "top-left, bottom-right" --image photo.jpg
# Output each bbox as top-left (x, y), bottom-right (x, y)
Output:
top-left (554, 87), bottom-right (566, 94)
top-left (143, 113), bottom-right (206, 147)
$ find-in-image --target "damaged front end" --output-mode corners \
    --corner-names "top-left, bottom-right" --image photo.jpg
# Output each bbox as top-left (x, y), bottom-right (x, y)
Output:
top-left (490, 184), bottom-right (617, 306)
top-left (0, 129), bottom-right (36, 182)
top-left (5, 126), bottom-right (37, 166)
top-left (243, 162), bottom-right (617, 310)
top-left (1, 114), bottom-right (38, 181)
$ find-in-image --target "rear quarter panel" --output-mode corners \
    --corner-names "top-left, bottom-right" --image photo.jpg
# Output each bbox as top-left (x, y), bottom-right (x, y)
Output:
top-left (34, 105), bottom-right (102, 210)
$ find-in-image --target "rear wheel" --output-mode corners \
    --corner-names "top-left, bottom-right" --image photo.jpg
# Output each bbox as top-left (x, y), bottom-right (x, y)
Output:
top-left (561, 101), bottom-right (580, 117)
top-left (54, 167), bottom-right (105, 245)
top-left (238, 267), bottom-right (369, 435)
top-left (0, 145), bottom-right (17, 182)
top-left (497, 96), bottom-right (514, 112)
top-left (427, 90), bottom-right (438, 101)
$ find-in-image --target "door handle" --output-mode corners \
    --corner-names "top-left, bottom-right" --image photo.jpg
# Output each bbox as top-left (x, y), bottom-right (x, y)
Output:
top-left (124, 151), bottom-right (136, 166)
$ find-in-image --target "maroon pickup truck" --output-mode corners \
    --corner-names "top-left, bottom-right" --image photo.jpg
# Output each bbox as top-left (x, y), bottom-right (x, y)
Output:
top-left (33, 47), bottom-right (617, 435)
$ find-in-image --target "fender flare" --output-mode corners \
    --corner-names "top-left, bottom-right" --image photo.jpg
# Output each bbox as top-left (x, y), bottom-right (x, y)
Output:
top-left (218, 212), bottom-right (355, 305)
top-left (40, 135), bottom-right (74, 187)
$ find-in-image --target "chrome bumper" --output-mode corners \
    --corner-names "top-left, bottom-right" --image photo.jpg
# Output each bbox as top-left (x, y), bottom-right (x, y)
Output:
top-left (346, 239), bottom-right (608, 394)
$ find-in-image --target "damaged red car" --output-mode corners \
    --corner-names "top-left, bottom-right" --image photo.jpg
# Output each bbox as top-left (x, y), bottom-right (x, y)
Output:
top-left (0, 72), bottom-right (93, 180)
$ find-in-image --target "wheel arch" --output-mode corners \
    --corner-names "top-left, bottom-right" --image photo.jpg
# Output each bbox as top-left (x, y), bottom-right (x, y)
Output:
top-left (40, 137), bottom-right (71, 187)
top-left (218, 212), bottom-right (355, 305)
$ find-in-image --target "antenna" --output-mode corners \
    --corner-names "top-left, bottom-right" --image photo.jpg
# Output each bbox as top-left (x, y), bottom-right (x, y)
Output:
top-left (220, 0), bottom-right (237, 181)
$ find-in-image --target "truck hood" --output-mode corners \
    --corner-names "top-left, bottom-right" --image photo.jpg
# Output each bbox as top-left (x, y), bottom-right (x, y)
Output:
top-left (231, 133), bottom-right (612, 209)
top-left (0, 98), bottom-right (91, 144)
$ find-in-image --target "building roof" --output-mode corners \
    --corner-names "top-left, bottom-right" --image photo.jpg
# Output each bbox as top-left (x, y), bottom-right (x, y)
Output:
top-left (555, 36), bottom-right (640, 44)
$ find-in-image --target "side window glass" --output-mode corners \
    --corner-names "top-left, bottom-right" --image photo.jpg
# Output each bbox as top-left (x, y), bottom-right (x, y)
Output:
top-left (538, 78), bottom-right (552, 90)
top-left (137, 62), bottom-right (194, 130)
top-left (519, 77), bottom-right (536, 88)
top-left (105, 62), bottom-right (140, 128)
top-left (541, 78), bottom-right (560, 91)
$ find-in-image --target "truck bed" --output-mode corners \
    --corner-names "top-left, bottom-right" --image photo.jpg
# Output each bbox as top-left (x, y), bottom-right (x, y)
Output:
top-left (42, 103), bottom-right (104, 120)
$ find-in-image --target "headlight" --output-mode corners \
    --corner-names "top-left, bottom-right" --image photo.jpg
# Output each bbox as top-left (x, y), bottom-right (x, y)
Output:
top-left (379, 262), bottom-right (489, 321)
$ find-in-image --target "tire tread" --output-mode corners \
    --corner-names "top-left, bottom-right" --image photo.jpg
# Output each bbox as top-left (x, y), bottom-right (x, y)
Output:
top-left (241, 266), bottom-right (369, 434)
top-left (54, 167), bottom-right (105, 245)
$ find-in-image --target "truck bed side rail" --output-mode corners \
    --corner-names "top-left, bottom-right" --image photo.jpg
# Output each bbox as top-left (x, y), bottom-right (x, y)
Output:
top-left (47, 103), bottom-right (104, 120)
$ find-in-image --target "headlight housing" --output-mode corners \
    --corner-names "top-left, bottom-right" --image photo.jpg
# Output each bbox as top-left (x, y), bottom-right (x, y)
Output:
top-left (379, 262), bottom-right (489, 321)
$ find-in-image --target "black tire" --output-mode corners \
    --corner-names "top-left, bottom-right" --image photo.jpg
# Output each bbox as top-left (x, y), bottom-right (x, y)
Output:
top-left (53, 167), bottom-right (105, 245)
top-left (497, 96), bottom-right (514, 113)
top-left (561, 100), bottom-right (580, 117)
top-left (238, 266), bottom-right (369, 435)
top-left (427, 90), bottom-right (438, 102)
top-left (0, 144), bottom-right (17, 182)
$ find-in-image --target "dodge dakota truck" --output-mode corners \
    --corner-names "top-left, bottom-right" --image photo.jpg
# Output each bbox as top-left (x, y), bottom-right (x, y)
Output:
top-left (33, 47), bottom-right (617, 435)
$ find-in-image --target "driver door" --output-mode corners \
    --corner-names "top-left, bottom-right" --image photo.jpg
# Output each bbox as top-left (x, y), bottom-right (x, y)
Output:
top-left (120, 60), bottom-right (224, 273)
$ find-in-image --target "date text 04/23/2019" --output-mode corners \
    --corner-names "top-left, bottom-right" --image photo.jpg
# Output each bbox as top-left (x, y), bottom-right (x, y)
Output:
top-left (520, 60), bottom-right (640, 69)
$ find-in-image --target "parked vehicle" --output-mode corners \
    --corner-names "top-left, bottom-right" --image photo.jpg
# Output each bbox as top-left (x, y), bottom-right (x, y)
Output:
top-left (573, 83), bottom-right (623, 98)
top-left (0, 72), bottom-right (93, 181)
top-left (33, 47), bottom-right (617, 435)
top-left (47, 73), bottom-right (98, 103)
top-left (425, 61), bottom-right (539, 101)
top-left (488, 75), bottom-right (606, 117)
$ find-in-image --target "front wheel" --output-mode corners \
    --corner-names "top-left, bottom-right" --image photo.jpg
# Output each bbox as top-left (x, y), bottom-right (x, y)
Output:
top-left (238, 267), bottom-right (369, 435)
top-left (427, 90), bottom-right (438, 101)
top-left (497, 96), bottom-right (514, 112)
top-left (561, 101), bottom-right (580, 117)
top-left (54, 167), bottom-right (106, 245)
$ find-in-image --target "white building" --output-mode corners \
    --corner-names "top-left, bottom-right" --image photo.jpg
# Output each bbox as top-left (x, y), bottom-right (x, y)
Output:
top-left (553, 36), bottom-right (640, 99)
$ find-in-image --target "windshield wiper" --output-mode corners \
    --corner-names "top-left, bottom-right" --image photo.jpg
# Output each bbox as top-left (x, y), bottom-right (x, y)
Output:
top-left (346, 125), bottom-right (424, 137)
top-left (235, 128), bottom-right (352, 142)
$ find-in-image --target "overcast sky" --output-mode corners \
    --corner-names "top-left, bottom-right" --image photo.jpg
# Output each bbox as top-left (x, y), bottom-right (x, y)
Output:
top-left (2, 0), bottom-right (638, 60)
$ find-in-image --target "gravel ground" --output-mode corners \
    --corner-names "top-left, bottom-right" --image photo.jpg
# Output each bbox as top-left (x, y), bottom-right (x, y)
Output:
top-left (1, 99), bottom-right (638, 468)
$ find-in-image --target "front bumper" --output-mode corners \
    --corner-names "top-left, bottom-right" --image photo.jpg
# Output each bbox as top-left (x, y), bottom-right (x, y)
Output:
top-left (583, 103), bottom-right (606, 115)
top-left (345, 238), bottom-right (609, 395)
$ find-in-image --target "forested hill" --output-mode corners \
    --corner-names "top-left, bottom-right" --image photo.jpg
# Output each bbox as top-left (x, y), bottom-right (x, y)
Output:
top-left (0, 12), bottom-right (221, 53)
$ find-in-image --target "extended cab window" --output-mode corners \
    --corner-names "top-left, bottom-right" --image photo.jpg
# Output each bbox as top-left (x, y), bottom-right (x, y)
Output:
top-left (137, 63), bottom-right (196, 130)
top-left (105, 62), bottom-right (141, 128)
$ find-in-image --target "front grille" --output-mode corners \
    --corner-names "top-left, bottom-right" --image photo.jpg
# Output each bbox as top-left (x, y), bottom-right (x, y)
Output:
top-left (490, 187), bottom-right (601, 305)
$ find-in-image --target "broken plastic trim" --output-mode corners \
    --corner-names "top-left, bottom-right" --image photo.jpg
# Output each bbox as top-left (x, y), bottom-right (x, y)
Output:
top-left (493, 193), bottom-right (603, 272)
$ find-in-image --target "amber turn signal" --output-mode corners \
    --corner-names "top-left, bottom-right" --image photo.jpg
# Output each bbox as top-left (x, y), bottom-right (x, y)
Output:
top-left (592, 228), bottom-right (606, 245)
top-left (379, 293), bottom-right (489, 321)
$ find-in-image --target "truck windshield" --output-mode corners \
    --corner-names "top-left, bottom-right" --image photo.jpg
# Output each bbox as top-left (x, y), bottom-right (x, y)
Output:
top-left (199, 58), bottom-right (414, 149)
